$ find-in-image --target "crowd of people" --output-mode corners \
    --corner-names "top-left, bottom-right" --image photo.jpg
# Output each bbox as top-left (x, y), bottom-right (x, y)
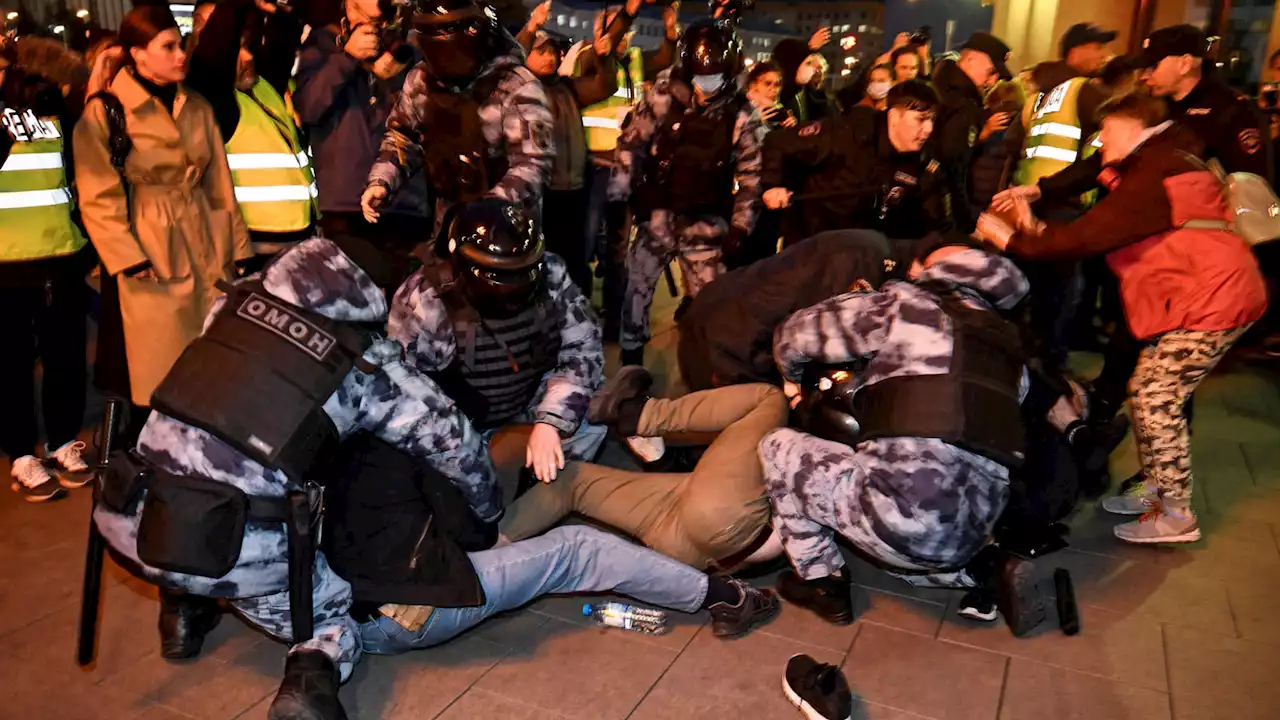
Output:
top-left (1, 0), bottom-right (1276, 718)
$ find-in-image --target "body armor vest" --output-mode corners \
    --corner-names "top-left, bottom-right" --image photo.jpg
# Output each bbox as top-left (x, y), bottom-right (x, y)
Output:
top-left (424, 263), bottom-right (561, 430)
top-left (800, 283), bottom-right (1025, 468)
top-left (150, 281), bottom-right (374, 481)
top-left (417, 73), bottom-right (508, 204)
top-left (637, 92), bottom-right (746, 218)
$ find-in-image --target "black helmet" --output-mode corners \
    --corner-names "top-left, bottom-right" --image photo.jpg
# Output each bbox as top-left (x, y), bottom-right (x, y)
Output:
top-left (410, 0), bottom-right (500, 86)
top-left (445, 199), bottom-right (544, 318)
top-left (677, 18), bottom-right (741, 89)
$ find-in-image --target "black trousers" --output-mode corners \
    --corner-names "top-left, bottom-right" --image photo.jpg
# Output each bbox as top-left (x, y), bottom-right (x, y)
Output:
top-left (543, 187), bottom-right (593, 295)
top-left (599, 200), bottom-right (631, 335)
top-left (0, 274), bottom-right (88, 460)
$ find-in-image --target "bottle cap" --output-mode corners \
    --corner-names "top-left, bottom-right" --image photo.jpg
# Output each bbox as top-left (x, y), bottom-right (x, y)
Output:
top-left (582, 604), bottom-right (593, 616)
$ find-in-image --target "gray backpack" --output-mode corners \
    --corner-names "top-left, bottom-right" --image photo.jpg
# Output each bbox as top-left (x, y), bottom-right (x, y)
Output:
top-left (1182, 155), bottom-right (1280, 246)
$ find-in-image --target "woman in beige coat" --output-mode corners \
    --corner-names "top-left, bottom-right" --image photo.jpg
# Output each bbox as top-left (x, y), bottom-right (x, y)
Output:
top-left (74, 5), bottom-right (251, 423)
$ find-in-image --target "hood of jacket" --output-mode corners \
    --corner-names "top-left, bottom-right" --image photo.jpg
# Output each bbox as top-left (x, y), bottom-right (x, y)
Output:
top-left (932, 58), bottom-right (983, 106)
top-left (918, 248), bottom-right (1030, 310)
top-left (262, 238), bottom-right (387, 322)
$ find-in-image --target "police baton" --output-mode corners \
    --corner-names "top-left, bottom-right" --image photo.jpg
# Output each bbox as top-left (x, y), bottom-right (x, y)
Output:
top-left (77, 397), bottom-right (125, 667)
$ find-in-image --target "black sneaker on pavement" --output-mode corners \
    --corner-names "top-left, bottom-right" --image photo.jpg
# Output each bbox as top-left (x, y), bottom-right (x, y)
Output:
top-left (708, 578), bottom-right (781, 638)
top-left (587, 364), bottom-right (652, 431)
top-left (10, 456), bottom-right (66, 503)
top-left (776, 569), bottom-right (854, 625)
top-left (995, 554), bottom-right (1046, 638)
top-left (783, 654), bottom-right (853, 720)
top-left (957, 589), bottom-right (998, 622)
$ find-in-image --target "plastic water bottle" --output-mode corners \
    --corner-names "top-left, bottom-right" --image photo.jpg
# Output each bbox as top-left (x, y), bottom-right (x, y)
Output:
top-left (582, 602), bottom-right (668, 634)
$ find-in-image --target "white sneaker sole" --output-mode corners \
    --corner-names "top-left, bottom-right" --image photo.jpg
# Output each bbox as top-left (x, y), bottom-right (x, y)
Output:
top-left (10, 482), bottom-right (64, 502)
top-left (57, 470), bottom-right (92, 489)
top-left (782, 674), bottom-right (852, 720)
top-left (1114, 528), bottom-right (1202, 544)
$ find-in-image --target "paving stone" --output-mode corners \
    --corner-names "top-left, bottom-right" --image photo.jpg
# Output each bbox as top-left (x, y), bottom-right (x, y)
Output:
top-left (472, 617), bottom-right (679, 719)
top-left (1165, 624), bottom-right (1280, 720)
top-left (630, 623), bottom-right (846, 720)
top-left (998, 657), bottom-right (1171, 720)
top-left (844, 624), bottom-right (1005, 720)
top-left (939, 597), bottom-right (1168, 692)
top-left (341, 637), bottom-right (509, 720)
top-left (437, 688), bottom-right (570, 719)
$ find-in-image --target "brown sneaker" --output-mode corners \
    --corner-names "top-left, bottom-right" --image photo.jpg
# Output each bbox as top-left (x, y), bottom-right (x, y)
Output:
top-left (708, 578), bottom-right (780, 638)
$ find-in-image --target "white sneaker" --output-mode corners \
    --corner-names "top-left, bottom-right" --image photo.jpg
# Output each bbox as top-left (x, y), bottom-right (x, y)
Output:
top-left (1101, 482), bottom-right (1157, 515)
top-left (10, 456), bottom-right (65, 503)
top-left (49, 440), bottom-right (91, 488)
top-left (1114, 504), bottom-right (1202, 544)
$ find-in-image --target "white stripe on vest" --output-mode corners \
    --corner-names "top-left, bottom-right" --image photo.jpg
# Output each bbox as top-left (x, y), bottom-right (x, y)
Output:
top-left (582, 116), bottom-right (620, 130)
top-left (234, 183), bottom-right (319, 203)
top-left (0, 151), bottom-right (64, 172)
top-left (226, 152), bottom-right (310, 170)
top-left (1024, 145), bottom-right (1078, 163)
top-left (0, 187), bottom-right (72, 209)
top-left (1029, 122), bottom-right (1083, 140)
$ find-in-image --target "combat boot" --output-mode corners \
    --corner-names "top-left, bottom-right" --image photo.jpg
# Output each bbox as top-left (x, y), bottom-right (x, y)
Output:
top-left (159, 589), bottom-right (222, 660)
top-left (268, 649), bottom-right (348, 720)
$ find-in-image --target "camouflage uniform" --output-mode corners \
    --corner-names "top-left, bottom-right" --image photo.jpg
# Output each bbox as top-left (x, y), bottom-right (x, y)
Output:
top-left (760, 249), bottom-right (1030, 584)
top-left (94, 239), bottom-right (498, 682)
top-left (1130, 326), bottom-right (1249, 505)
top-left (367, 53), bottom-right (554, 234)
top-left (388, 252), bottom-right (607, 459)
top-left (609, 72), bottom-right (765, 351)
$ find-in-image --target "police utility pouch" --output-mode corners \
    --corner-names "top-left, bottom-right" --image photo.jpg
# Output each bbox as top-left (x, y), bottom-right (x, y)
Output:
top-left (136, 472), bottom-right (248, 578)
top-left (97, 450), bottom-right (152, 515)
top-left (151, 281), bottom-right (371, 481)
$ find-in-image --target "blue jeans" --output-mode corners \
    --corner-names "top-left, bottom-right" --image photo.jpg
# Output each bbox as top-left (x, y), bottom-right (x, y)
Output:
top-left (357, 525), bottom-right (709, 654)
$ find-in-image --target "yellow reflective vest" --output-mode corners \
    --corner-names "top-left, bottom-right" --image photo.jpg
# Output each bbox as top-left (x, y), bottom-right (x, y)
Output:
top-left (581, 47), bottom-right (645, 153)
top-left (1014, 77), bottom-right (1088, 187)
top-left (224, 78), bottom-right (316, 233)
top-left (0, 108), bottom-right (87, 262)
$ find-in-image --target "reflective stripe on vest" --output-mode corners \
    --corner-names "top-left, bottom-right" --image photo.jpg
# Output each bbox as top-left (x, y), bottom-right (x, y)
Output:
top-left (225, 78), bottom-right (315, 233)
top-left (0, 111), bottom-right (87, 262)
top-left (581, 47), bottom-right (645, 153)
top-left (1014, 77), bottom-right (1086, 187)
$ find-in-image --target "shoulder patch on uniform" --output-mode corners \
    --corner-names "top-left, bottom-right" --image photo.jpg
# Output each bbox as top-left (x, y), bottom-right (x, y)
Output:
top-left (967, 125), bottom-right (978, 147)
top-left (531, 119), bottom-right (553, 152)
top-left (926, 159), bottom-right (940, 174)
top-left (1240, 128), bottom-right (1262, 155)
top-left (799, 121), bottom-right (822, 137)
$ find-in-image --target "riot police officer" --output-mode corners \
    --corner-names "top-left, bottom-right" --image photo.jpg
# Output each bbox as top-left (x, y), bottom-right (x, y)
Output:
top-left (389, 199), bottom-right (606, 487)
top-left (361, 0), bottom-right (554, 234)
top-left (91, 238), bottom-right (500, 720)
top-left (761, 80), bottom-right (953, 256)
top-left (612, 17), bottom-right (765, 367)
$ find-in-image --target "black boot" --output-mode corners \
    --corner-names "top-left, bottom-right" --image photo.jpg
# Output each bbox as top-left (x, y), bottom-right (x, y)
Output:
top-left (619, 346), bottom-right (644, 368)
top-left (268, 650), bottom-right (348, 720)
top-left (158, 589), bottom-right (222, 660)
top-left (776, 569), bottom-right (854, 625)
top-left (587, 365), bottom-right (652, 435)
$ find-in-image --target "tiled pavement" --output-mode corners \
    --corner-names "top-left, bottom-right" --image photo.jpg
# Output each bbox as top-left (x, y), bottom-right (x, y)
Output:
top-left (3, 286), bottom-right (1280, 720)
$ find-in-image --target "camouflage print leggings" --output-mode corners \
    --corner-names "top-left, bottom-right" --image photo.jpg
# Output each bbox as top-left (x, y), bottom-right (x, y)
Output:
top-left (620, 210), bottom-right (725, 351)
top-left (1130, 325), bottom-right (1250, 505)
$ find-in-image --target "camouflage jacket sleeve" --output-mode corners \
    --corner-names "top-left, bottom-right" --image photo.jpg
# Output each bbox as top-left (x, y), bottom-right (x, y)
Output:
top-left (336, 349), bottom-right (502, 523)
top-left (386, 267), bottom-right (458, 373)
top-left (731, 103), bottom-right (766, 233)
top-left (531, 254), bottom-right (604, 435)
top-left (773, 289), bottom-right (897, 382)
top-left (609, 78), bottom-right (665, 202)
top-left (487, 67), bottom-right (554, 210)
top-left (367, 64), bottom-right (430, 197)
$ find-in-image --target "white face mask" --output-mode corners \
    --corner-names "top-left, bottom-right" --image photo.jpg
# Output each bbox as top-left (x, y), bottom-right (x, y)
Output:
top-left (866, 81), bottom-right (892, 100)
top-left (795, 63), bottom-right (815, 86)
top-left (692, 74), bottom-right (726, 95)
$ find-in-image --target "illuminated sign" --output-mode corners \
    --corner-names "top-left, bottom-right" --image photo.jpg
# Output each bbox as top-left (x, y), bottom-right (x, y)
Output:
top-left (171, 3), bottom-right (193, 35)
top-left (840, 36), bottom-right (857, 50)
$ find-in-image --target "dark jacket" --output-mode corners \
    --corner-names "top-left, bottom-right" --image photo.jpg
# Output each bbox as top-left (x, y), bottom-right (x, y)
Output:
top-left (678, 229), bottom-right (892, 390)
top-left (1040, 75), bottom-right (1271, 203)
top-left (295, 25), bottom-right (430, 218)
top-left (761, 107), bottom-right (953, 244)
top-left (517, 43), bottom-right (617, 192)
top-left (322, 433), bottom-right (492, 610)
top-left (931, 58), bottom-right (984, 232)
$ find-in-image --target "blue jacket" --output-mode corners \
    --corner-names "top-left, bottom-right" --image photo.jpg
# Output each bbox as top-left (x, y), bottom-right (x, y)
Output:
top-left (294, 26), bottom-right (430, 218)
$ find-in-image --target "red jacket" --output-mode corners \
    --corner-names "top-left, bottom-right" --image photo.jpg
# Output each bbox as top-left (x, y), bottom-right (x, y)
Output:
top-left (1007, 124), bottom-right (1268, 340)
